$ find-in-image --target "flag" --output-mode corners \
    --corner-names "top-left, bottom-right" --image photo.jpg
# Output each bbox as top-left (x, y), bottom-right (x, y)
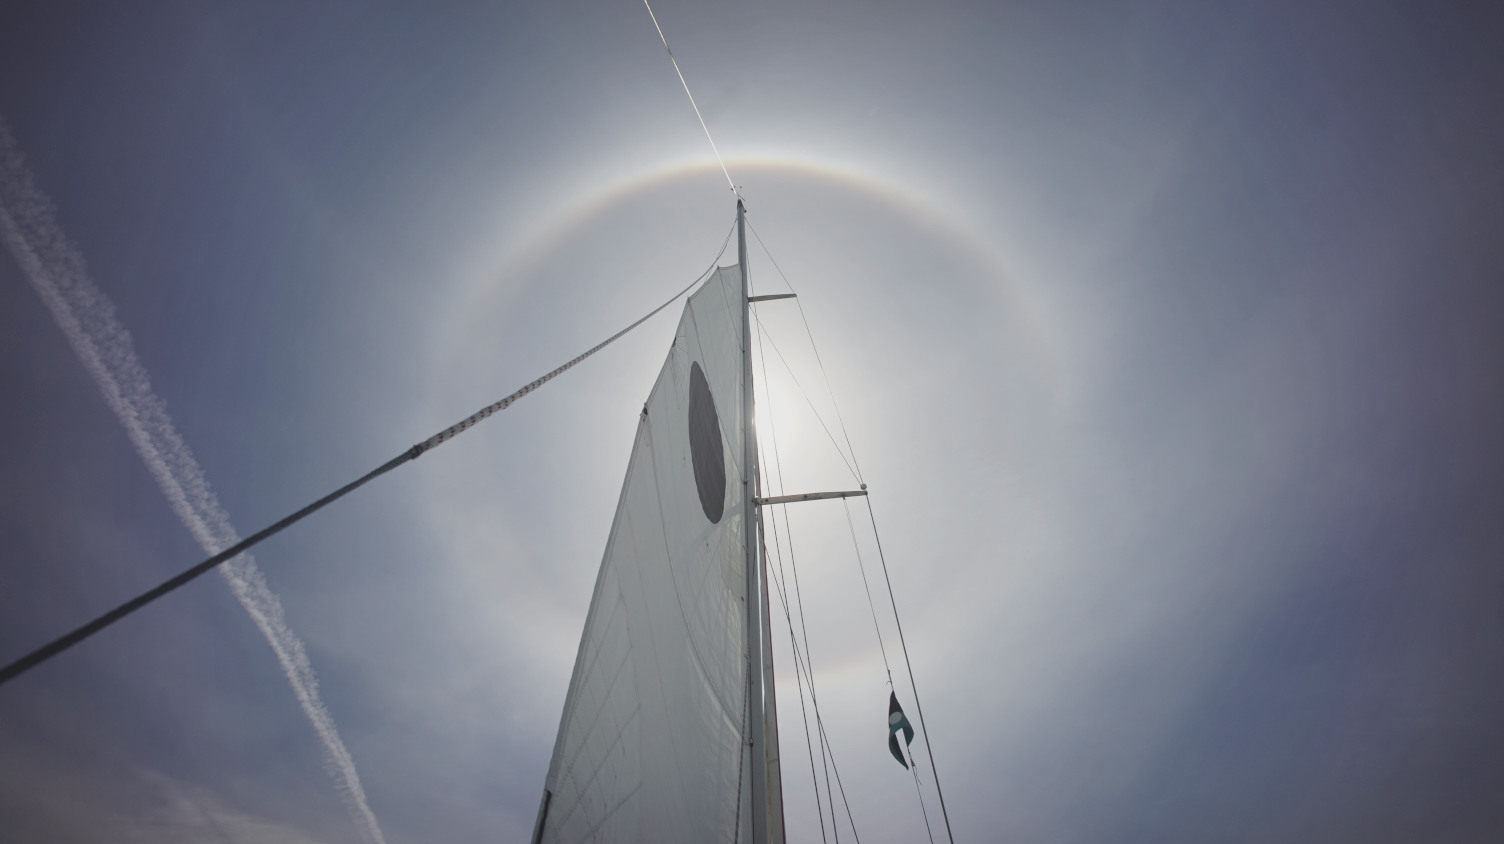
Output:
top-left (888, 692), bottom-right (915, 768)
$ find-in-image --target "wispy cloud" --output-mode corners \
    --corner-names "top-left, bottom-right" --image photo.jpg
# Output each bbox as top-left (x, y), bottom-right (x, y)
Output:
top-left (123, 771), bottom-right (342, 844)
top-left (0, 121), bottom-right (386, 844)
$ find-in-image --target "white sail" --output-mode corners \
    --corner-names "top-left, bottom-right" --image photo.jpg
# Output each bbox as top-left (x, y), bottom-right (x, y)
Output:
top-left (535, 263), bottom-right (779, 843)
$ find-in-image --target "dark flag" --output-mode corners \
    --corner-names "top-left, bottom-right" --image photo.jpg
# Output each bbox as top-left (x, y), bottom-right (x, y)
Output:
top-left (888, 691), bottom-right (915, 768)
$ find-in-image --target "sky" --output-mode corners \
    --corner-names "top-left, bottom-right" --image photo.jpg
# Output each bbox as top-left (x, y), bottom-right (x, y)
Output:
top-left (1, 1), bottom-right (1502, 842)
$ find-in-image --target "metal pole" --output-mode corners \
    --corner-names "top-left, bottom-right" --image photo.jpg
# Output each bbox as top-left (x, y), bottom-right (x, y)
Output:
top-left (740, 199), bottom-right (769, 844)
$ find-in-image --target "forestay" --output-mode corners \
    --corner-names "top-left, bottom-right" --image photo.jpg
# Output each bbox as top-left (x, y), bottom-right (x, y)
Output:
top-left (534, 264), bottom-right (777, 843)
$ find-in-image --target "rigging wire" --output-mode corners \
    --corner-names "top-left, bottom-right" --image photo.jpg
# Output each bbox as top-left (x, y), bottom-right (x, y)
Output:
top-left (753, 319), bottom-right (860, 483)
top-left (641, 6), bottom-right (955, 839)
top-left (842, 499), bottom-right (893, 686)
top-left (759, 510), bottom-right (830, 844)
top-left (908, 751), bottom-right (939, 844)
top-left (642, 0), bottom-right (738, 197)
top-left (763, 529), bottom-right (862, 844)
top-left (761, 426), bottom-right (841, 842)
top-left (752, 347), bottom-right (836, 836)
top-left (0, 218), bottom-right (737, 690)
top-left (756, 341), bottom-right (843, 844)
top-left (813, 710), bottom-right (863, 843)
top-left (750, 223), bottom-right (957, 843)
top-left (755, 317), bottom-right (864, 844)
top-left (758, 328), bottom-right (924, 844)
top-left (746, 215), bottom-right (865, 483)
top-left (866, 496), bottom-right (957, 844)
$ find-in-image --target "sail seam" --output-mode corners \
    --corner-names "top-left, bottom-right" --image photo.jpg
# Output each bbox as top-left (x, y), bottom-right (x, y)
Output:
top-left (554, 707), bottom-right (640, 835)
top-left (557, 737), bottom-right (643, 844)
top-left (539, 415), bottom-right (653, 836)
top-left (643, 421), bottom-right (745, 727)
top-left (554, 598), bottom-right (634, 788)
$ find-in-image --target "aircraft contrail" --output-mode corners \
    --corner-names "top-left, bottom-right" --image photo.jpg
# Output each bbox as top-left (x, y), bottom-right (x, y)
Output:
top-left (0, 122), bottom-right (387, 844)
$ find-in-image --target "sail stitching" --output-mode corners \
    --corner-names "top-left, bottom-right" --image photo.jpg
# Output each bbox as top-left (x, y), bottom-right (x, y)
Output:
top-left (569, 781), bottom-right (644, 844)
top-left (540, 418), bottom-right (653, 842)
top-left (615, 424), bottom-right (697, 838)
top-left (554, 709), bottom-right (643, 841)
top-left (554, 596), bottom-right (633, 783)
top-left (555, 701), bottom-right (640, 833)
top-left (643, 420), bottom-right (745, 727)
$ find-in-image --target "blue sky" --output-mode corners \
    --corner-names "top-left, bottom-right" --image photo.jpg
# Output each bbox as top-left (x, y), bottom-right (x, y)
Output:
top-left (2, 1), bottom-right (1502, 841)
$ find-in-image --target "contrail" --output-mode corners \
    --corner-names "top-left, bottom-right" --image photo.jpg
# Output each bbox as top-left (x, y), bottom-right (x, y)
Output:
top-left (0, 122), bottom-right (386, 844)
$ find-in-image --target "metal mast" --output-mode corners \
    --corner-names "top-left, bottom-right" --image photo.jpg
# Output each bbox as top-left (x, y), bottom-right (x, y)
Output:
top-left (739, 199), bottom-right (771, 844)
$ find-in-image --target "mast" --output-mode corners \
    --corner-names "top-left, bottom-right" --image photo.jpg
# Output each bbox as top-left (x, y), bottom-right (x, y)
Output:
top-left (739, 199), bottom-right (771, 844)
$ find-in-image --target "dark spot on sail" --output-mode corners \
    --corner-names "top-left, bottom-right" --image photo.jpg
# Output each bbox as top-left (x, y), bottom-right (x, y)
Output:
top-left (688, 362), bottom-right (725, 523)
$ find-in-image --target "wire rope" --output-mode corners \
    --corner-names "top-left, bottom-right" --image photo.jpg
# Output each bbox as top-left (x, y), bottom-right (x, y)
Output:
top-left (640, 8), bottom-right (955, 839)
top-left (764, 536), bottom-right (861, 844)
top-left (641, 0), bottom-right (738, 197)
top-left (753, 274), bottom-right (831, 844)
top-left (842, 499), bottom-right (893, 686)
top-left (908, 751), bottom-right (938, 844)
top-left (752, 317), bottom-right (860, 483)
top-left (755, 320), bottom-right (865, 844)
top-left (756, 330), bottom-right (843, 843)
top-left (745, 215), bottom-right (865, 483)
top-left (0, 218), bottom-right (736, 689)
top-left (865, 496), bottom-right (957, 844)
top-left (760, 509), bottom-right (830, 844)
top-left (813, 707), bottom-right (863, 843)
top-left (749, 220), bottom-right (956, 843)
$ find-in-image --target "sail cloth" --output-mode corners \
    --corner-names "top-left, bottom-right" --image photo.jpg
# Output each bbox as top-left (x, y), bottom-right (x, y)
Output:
top-left (535, 266), bottom-right (762, 843)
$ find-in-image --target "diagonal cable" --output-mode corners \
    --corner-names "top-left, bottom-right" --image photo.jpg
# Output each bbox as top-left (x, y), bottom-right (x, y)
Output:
top-left (642, 0), bottom-right (738, 196)
top-left (746, 216), bottom-right (865, 483)
top-left (0, 218), bottom-right (735, 689)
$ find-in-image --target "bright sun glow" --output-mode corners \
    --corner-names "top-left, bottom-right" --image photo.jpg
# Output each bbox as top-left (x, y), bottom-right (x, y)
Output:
top-left (754, 380), bottom-right (797, 453)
